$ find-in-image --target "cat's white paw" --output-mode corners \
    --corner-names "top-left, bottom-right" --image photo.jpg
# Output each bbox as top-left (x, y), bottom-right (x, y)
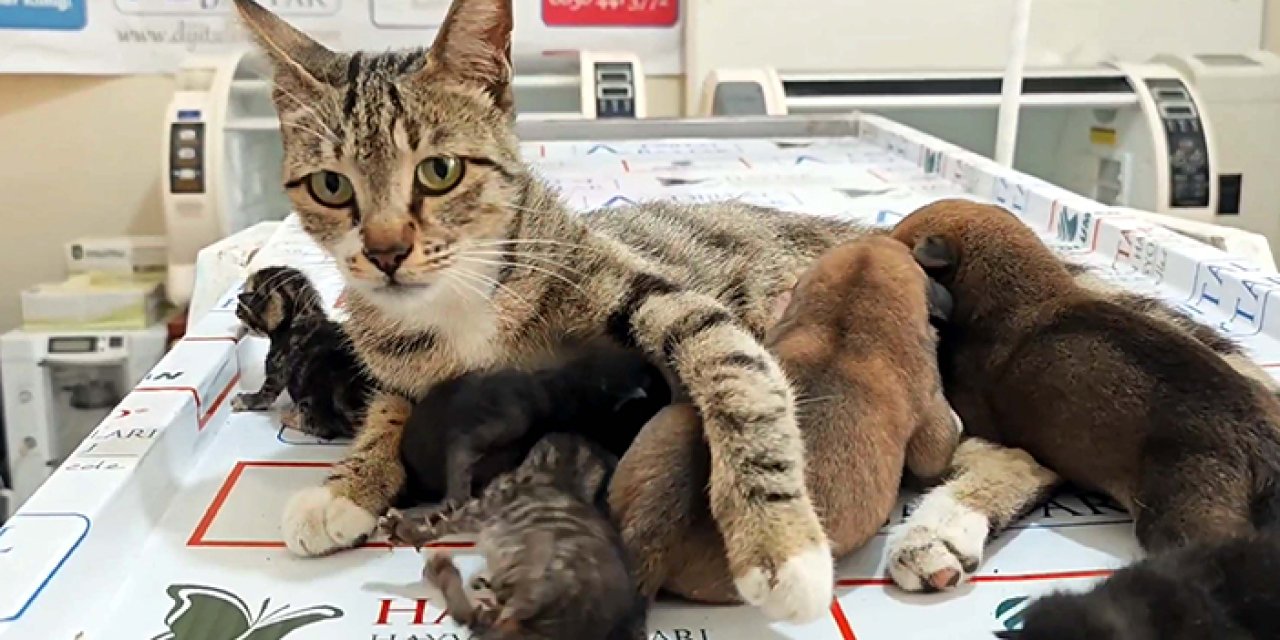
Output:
top-left (735, 540), bottom-right (834, 624)
top-left (886, 490), bottom-right (988, 592)
top-left (281, 486), bottom-right (377, 557)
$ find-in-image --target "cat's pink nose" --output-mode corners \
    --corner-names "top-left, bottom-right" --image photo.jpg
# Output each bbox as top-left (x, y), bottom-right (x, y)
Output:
top-left (362, 220), bottom-right (416, 276)
top-left (363, 245), bottom-right (410, 276)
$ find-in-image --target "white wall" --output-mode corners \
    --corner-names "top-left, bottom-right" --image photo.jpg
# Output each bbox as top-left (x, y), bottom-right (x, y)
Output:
top-left (0, 74), bottom-right (175, 331)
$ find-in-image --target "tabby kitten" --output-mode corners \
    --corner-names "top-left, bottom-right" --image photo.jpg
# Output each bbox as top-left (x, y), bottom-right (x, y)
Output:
top-left (232, 265), bottom-right (374, 440)
top-left (234, 0), bottom-right (850, 620)
top-left (382, 433), bottom-right (648, 640)
top-left (398, 340), bottom-right (670, 506)
top-left (997, 534), bottom-right (1280, 640)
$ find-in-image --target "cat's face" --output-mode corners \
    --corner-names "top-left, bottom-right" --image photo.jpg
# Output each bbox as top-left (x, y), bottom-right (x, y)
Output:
top-left (233, 0), bottom-right (524, 318)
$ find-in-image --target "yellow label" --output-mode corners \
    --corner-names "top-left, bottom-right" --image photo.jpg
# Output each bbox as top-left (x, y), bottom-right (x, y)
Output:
top-left (1090, 126), bottom-right (1118, 146)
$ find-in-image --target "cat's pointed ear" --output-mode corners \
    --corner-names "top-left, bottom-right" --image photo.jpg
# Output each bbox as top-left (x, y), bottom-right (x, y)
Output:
top-left (424, 0), bottom-right (515, 113)
top-left (232, 0), bottom-right (337, 92)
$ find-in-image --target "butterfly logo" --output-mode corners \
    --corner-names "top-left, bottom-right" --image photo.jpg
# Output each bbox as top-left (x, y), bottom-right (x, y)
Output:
top-left (150, 583), bottom-right (343, 640)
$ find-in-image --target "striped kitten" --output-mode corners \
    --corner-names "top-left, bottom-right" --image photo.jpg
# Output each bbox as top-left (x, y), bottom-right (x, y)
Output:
top-left (232, 265), bottom-right (374, 440)
top-left (382, 433), bottom-right (647, 640)
top-left (233, 0), bottom-right (857, 620)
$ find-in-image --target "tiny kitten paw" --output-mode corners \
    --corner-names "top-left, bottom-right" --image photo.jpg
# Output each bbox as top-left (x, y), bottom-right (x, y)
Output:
top-left (280, 407), bottom-right (304, 431)
top-left (424, 553), bottom-right (458, 586)
top-left (734, 539), bottom-right (834, 624)
top-left (379, 509), bottom-right (431, 549)
top-left (468, 574), bottom-right (492, 593)
top-left (281, 485), bottom-right (377, 557)
top-left (231, 393), bottom-right (270, 412)
top-left (886, 490), bottom-right (988, 592)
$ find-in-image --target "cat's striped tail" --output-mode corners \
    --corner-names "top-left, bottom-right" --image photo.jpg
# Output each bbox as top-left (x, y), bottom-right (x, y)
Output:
top-left (606, 273), bottom-right (833, 623)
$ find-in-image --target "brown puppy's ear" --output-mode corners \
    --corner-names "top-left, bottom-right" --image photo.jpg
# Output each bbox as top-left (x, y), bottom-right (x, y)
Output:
top-left (913, 235), bottom-right (956, 271)
top-left (926, 278), bottom-right (953, 322)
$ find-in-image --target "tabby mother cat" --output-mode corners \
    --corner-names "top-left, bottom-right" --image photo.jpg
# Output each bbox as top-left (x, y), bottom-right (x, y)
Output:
top-left (232, 0), bottom-right (865, 622)
top-left (234, 0), bottom-right (1280, 615)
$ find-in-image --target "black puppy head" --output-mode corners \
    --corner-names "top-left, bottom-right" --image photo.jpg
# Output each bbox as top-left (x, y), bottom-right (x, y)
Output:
top-left (912, 235), bottom-right (959, 283)
top-left (926, 277), bottom-right (953, 323)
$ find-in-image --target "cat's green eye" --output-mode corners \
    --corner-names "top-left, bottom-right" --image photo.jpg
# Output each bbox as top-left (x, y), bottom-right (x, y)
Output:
top-left (416, 156), bottom-right (465, 195)
top-left (306, 170), bottom-right (355, 208)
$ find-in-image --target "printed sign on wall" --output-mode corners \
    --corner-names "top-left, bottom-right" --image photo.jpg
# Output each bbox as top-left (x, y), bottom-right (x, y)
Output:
top-left (0, 0), bottom-right (683, 75)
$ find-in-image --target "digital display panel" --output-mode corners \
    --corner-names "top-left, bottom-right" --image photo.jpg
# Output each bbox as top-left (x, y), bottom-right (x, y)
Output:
top-left (48, 337), bottom-right (96, 353)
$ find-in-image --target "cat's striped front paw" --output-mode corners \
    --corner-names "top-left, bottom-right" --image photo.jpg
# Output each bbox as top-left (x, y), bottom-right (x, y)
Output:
top-left (735, 538), bottom-right (834, 624)
top-left (281, 486), bottom-right (377, 556)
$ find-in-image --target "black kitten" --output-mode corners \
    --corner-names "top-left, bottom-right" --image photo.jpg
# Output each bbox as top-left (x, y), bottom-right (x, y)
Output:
top-left (232, 266), bottom-right (375, 440)
top-left (398, 341), bottom-right (671, 506)
top-left (998, 534), bottom-right (1280, 640)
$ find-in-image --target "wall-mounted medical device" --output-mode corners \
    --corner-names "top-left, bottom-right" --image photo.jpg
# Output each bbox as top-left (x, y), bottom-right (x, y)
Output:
top-left (162, 49), bottom-right (646, 308)
top-left (698, 64), bottom-right (1223, 225)
top-left (698, 55), bottom-right (1280, 253)
top-left (684, 0), bottom-right (1280, 252)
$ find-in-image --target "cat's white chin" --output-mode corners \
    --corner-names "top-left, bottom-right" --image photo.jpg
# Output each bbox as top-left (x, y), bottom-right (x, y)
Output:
top-left (350, 267), bottom-right (502, 369)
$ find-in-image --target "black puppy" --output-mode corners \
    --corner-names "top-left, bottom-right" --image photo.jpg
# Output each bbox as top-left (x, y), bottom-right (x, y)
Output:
top-left (398, 341), bottom-right (671, 507)
top-left (999, 534), bottom-right (1280, 639)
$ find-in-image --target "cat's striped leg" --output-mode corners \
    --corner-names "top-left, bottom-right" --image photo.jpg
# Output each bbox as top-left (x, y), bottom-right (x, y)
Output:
top-left (886, 437), bottom-right (1060, 591)
top-left (281, 392), bottom-right (410, 556)
top-left (616, 281), bottom-right (832, 623)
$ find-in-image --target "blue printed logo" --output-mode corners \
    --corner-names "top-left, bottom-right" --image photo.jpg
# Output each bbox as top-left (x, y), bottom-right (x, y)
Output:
top-left (0, 0), bottom-right (86, 31)
top-left (995, 596), bottom-right (1031, 630)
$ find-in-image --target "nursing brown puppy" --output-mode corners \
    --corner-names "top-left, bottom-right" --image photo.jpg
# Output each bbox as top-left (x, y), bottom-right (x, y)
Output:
top-left (890, 199), bottom-right (1280, 553)
top-left (610, 235), bottom-right (959, 602)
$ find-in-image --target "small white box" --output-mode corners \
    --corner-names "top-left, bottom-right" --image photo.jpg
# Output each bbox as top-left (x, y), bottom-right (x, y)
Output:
top-left (21, 274), bottom-right (166, 331)
top-left (65, 236), bottom-right (168, 276)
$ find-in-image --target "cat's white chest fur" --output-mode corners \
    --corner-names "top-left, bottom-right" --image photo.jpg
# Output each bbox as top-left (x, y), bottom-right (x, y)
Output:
top-left (375, 277), bottom-right (500, 369)
top-left (429, 287), bottom-right (499, 367)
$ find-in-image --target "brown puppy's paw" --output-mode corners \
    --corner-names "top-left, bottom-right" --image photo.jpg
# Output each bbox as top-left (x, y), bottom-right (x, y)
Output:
top-left (885, 492), bottom-right (987, 592)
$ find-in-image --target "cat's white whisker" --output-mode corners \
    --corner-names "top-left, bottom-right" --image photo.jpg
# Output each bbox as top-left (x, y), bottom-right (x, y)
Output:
top-left (456, 255), bottom-right (589, 298)
top-left (459, 250), bottom-right (590, 278)
top-left (452, 268), bottom-right (535, 312)
top-left (283, 122), bottom-right (338, 147)
top-left (469, 236), bottom-right (602, 254)
top-left (250, 68), bottom-right (342, 144)
top-left (444, 271), bottom-right (499, 317)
